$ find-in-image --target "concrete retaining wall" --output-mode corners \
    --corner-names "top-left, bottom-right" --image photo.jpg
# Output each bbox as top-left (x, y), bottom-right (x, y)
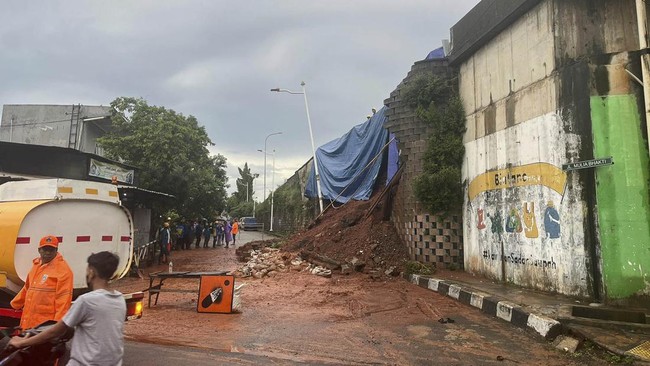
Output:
top-left (384, 59), bottom-right (464, 269)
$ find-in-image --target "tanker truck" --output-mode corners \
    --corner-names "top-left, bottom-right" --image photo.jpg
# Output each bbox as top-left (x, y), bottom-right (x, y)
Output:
top-left (0, 179), bottom-right (144, 327)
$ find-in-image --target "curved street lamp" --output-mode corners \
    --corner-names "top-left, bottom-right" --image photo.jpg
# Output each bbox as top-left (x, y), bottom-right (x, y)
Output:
top-left (258, 149), bottom-right (276, 231)
top-left (270, 81), bottom-right (324, 213)
top-left (261, 132), bottom-right (282, 202)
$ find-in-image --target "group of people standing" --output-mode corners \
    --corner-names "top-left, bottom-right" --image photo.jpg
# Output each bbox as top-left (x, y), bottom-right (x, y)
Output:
top-left (158, 218), bottom-right (240, 264)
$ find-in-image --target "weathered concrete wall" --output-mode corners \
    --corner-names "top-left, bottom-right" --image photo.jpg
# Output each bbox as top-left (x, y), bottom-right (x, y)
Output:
top-left (0, 104), bottom-right (111, 155)
top-left (587, 50), bottom-right (650, 303)
top-left (554, 0), bottom-right (638, 64)
top-left (458, 1), bottom-right (592, 296)
top-left (1, 105), bottom-right (73, 147)
top-left (553, 0), bottom-right (648, 302)
top-left (464, 112), bottom-right (588, 295)
top-left (384, 59), bottom-right (464, 269)
top-left (457, 0), bottom-right (650, 300)
top-left (459, 0), bottom-right (556, 136)
top-left (591, 94), bottom-right (650, 300)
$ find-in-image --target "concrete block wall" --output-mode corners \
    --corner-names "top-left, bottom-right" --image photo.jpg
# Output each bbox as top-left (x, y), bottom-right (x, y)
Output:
top-left (408, 214), bottom-right (463, 267)
top-left (384, 58), bottom-right (463, 269)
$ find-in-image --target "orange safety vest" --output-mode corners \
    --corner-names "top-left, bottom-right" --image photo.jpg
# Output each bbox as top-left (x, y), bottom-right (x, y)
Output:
top-left (232, 222), bottom-right (239, 235)
top-left (10, 252), bottom-right (74, 329)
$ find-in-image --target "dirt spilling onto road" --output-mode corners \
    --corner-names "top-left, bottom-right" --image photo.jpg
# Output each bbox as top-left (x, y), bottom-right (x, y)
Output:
top-left (282, 199), bottom-right (409, 275)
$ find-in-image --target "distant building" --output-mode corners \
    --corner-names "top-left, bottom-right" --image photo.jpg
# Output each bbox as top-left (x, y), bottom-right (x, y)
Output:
top-left (0, 104), bottom-right (112, 156)
top-left (0, 104), bottom-right (173, 249)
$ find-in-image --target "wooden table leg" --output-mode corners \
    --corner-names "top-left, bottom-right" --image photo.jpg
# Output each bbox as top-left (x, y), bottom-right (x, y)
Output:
top-left (147, 276), bottom-right (154, 308)
top-left (154, 279), bottom-right (164, 306)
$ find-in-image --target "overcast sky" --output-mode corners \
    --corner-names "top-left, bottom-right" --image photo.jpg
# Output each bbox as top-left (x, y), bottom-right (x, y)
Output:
top-left (0, 0), bottom-right (479, 199)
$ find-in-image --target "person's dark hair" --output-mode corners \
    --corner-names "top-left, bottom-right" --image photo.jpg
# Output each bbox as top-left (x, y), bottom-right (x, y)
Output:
top-left (87, 251), bottom-right (120, 280)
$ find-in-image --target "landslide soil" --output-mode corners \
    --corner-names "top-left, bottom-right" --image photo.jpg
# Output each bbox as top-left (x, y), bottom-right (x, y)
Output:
top-left (283, 199), bottom-right (409, 271)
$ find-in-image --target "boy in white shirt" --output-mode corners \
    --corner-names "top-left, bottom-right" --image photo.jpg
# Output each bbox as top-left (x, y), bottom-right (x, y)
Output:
top-left (8, 251), bottom-right (127, 366)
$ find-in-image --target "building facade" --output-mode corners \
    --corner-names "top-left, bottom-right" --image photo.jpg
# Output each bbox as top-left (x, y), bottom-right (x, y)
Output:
top-left (0, 104), bottom-right (112, 156)
top-left (453, 0), bottom-right (650, 303)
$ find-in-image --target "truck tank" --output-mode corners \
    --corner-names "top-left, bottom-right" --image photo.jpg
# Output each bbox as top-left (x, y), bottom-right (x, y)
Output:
top-left (0, 179), bottom-right (133, 294)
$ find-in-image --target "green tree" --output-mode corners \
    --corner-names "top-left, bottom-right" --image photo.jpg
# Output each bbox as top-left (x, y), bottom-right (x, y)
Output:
top-left (233, 163), bottom-right (257, 203)
top-left (227, 163), bottom-right (258, 218)
top-left (403, 74), bottom-right (466, 215)
top-left (98, 97), bottom-right (228, 219)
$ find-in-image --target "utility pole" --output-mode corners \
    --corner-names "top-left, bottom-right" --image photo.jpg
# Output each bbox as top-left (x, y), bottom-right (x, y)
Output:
top-left (270, 150), bottom-right (276, 232)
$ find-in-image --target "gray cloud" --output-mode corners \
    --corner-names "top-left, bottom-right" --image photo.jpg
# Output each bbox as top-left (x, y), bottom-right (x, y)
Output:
top-left (0, 0), bottom-right (479, 199)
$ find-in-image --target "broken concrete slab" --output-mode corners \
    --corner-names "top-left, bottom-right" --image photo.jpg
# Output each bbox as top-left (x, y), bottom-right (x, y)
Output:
top-left (554, 335), bottom-right (581, 353)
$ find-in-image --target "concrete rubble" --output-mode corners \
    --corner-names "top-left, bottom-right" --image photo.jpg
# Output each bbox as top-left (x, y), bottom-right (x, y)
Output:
top-left (235, 241), bottom-right (402, 281)
top-left (235, 248), bottom-right (334, 279)
top-left (235, 248), bottom-right (288, 279)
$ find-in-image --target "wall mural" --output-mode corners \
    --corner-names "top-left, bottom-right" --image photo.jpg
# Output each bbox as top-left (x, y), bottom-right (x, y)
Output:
top-left (522, 202), bottom-right (538, 238)
top-left (476, 200), bottom-right (560, 239)
top-left (505, 207), bottom-right (523, 233)
top-left (471, 162), bottom-right (566, 241)
top-left (469, 162), bottom-right (567, 272)
top-left (543, 201), bottom-right (561, 239)
top-left (463, 113), bottom-right (588, 296)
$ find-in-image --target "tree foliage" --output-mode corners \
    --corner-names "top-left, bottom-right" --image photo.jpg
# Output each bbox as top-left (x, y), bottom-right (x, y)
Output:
top-left (403, 74), bottom-right (466, 215)
top-left (98, 97), bottom-right (228, 219)
top-left (226, 163), bottom-right (258, 218)
top-left (255, 175), bottom-right (316, 233)
top-left (233, 163), bottom-right (257, 203)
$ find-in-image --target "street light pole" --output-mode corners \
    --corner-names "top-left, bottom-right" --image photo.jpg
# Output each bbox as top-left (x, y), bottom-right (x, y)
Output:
top-left (270, 150), bottom-right (276, 231)
top-left (262, 132), bottom-right (282, 202)
top-left (270, 82), bottom-right (324, 213)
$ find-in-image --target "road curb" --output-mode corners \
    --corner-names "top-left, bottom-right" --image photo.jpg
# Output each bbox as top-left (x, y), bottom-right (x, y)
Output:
top-left (406, 274), bottom-right (563, 340)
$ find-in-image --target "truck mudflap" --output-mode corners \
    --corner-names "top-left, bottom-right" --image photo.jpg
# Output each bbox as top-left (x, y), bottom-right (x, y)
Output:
top-left (0, 292), bottom-right (144, 327)
top-left (124, 291), bottom-right (144, 320)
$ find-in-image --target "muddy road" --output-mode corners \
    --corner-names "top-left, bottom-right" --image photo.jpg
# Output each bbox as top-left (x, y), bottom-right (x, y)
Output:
top-left (116, 232), bottom-right (605, 365)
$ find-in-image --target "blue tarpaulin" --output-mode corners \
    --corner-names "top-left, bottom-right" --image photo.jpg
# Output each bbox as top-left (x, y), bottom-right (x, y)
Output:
top-left (305, 107), bottom-right (389, 203)
top-left (425, 47), bottom-right (445, 60)
top-left (386, 133), bottom-right (399, 186)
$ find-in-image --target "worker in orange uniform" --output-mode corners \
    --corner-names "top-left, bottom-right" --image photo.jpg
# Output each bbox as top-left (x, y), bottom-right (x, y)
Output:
top-left (231, 218), bottom-right (239, 247)
top-left (10, 235), bottom-right (74, 330)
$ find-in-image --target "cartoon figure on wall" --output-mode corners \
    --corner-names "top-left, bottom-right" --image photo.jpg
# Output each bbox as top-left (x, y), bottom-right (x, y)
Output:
top-left (544, 201), bottom-right (561, 239)
top-left (505, 207), bottom-right (523, 233)
top-left (522, 202), bottom-right (539, 238)
top-left (488, 211), bottom-right (504, 234)
top-left (477, 209), bottom-right (486, 230)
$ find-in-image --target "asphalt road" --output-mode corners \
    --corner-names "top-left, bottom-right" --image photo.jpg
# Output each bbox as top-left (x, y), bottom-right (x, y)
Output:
top-left (124, 341), bottom-right (311, 365)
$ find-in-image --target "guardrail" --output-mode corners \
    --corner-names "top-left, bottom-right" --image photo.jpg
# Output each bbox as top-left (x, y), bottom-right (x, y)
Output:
top-left (131, 240), bottom-right (158, 273)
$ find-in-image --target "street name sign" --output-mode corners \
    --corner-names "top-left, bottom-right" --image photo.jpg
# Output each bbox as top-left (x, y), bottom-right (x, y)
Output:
top-left (562, 157), bottom-right (613, 171)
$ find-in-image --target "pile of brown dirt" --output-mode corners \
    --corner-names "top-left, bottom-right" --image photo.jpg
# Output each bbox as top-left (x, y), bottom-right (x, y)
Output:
top-left (281, 196), bottom-right (409, 277)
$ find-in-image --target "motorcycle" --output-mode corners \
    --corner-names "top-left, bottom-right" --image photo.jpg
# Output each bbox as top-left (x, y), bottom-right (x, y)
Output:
top-left (0, 321), bottom-right (73, 366)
